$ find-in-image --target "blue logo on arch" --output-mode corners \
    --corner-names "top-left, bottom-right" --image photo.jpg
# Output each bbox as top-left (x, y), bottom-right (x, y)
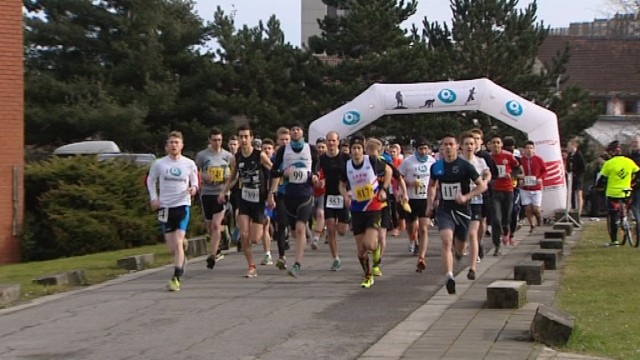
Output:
top-left (437, 89), bottom-right (457, 104)
top-left (169, 167), bottom-right (182, 177)
top-left (505, 100), bottom-right (523, 117)
top-left (342, 111), bottom-right (361, 126)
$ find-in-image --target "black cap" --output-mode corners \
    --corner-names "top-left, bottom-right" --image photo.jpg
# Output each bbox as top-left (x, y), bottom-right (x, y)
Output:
top-left (289, 121), bottom-right (304, 130)
top-left (350, 134), bottom-right (366, 148)
top-left (414, 136), bottom-right (429, 148)
top-left (607, 140), bottom-right (621, 152)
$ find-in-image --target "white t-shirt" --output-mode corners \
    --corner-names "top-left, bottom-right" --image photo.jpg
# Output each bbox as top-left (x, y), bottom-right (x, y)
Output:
top-left (147, 155), bottom-right (199, 208)
top-left (399, 154), bottom-right (436, 200)
top-left (465, 156), bottom-right (488, 205)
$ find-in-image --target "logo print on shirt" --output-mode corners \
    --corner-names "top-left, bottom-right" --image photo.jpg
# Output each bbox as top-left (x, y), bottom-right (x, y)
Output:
top-left (169, 167), bottom-right (182, 176)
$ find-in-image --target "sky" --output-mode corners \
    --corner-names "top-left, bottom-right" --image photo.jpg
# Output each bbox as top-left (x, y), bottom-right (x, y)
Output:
top-left (193, 0), bottom-right (611, 49)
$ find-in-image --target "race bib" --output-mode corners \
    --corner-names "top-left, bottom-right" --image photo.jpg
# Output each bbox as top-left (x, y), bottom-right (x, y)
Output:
top-left (524, 176), bottom-right (537, 187)
top-left (157, 208), bottom-right (168, 222)
top-left (289, 169), bottom-right (309, 184)
top-left (241, 187), bottom-right (260, 203)
top-left (354, 184), bottom-right (374, 202)
top-left (208, 167), bottom-right (224, 182)
top-left (441, 182), bottom-right (461, 201)
top-left (413, 180), bottom-right (427, 198)
top-left (326, 195), bottom-right (344, 209)
top-left (470, 183), bottom-right (483, 204)
top-left (497, 165), bottom-right (507, 178)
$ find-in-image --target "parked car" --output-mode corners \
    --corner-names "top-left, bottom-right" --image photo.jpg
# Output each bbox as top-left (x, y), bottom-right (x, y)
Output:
top-left (53, 141), bottom-right (121, 156)
top-left (96, 153), bottom-right (156, 167)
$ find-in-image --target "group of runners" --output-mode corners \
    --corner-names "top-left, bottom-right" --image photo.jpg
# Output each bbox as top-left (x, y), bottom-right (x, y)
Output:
top-left (146, 123), bottom-right (551, 293)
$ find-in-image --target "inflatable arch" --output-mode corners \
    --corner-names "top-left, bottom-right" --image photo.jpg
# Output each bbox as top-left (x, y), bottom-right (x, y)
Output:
top-left (308, 78), bottom-right (566, 215)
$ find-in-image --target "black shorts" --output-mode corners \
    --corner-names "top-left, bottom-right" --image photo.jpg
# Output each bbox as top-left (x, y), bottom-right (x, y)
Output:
top-left (284, 196), bottom-right (314, 229)
top-left (351, 211), bottom-right (381, 236)
top-left (230, 188), bottom-right (241, 209)
top-left (324, 203), bottom-right (350, 223)
top-left (470, 204), bottom-right (483, 221)
top-left (406, 199), bottom-right (428, 222)
top-left (436, 208), bottom-right (470, 242)
top-left (238, 199), bottom-right (265, 224)
top-left (381, 206), bottom-right (393, 231)
top-left (481, 199), bottom-right (490, 219)
top-left (200, 195), bottom-right (226, 220)
top-left (572, 177), bottom-right (584, 192)
top-left (159, 205), bottom-right (190, 234)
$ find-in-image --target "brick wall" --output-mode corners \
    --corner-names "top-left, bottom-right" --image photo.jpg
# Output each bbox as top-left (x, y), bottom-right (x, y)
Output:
top-left (0, 2), bottom-right (24, 263)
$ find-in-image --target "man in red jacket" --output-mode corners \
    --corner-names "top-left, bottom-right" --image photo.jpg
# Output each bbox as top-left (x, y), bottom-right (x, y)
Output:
top-left (519, 141), bottom-right (546, 232)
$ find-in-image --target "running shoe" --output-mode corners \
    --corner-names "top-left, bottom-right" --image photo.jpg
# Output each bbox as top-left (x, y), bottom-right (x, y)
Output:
top-left (261, 254), bottom-right (273, 265)
top-left (493, 246), bottom-right (502, 256)
top-left (360, 275), bottom-right (375, 288)
top-left (245, 265), bottom-right (257, 278)
top-left (416, 257), bottom-right (426, 273)
top-left (467, 269), bottom-right (476, 280)
top-left (476, 256), bottom-right (481, 264)
top-left (205, 255), bottom-right (215, 269)
top-left (215, 249), bottom-right (225, 261)
top-left (508, 236), bottom-right (517, 246)
top-left (288, 263), bottom-right (301, 278)
top-left (446, 278), bottom-right (456, 294)
top-left (311, 239), bottom-right (319, 250)
top-left (372, 265), bottom-right (383, 277)
top-left (413, 244), bottom-right (419, 256)
top-left (609, 241), bottom-right (620, 247)
top-left (276, 257), bottom-right (287, 270)
top-left (167, 277), bottom-right (180, 292)
top-left (408, 243), bottom-right (415, 254)
top-left (330, 259), bottom-right (342, 271)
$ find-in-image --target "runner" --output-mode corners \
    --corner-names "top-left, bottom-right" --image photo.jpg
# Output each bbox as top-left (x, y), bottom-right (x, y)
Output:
top-left (147, 131), bottom-right (199, 292)
top-left (271, 127), bottom-right (291, 270)
top-left (267, 121), bottom-right (320, 278)
top-left (227, 135), bottom-right (241, 251)
top-left (460, 132), bottom-right (491, 279)
top-left (318, 131), bottom-right (351, 271)
top-left (490, 135), bottom-right (521, 255)
top-left (218, 125), bottom-right (272, 278)
top-left (366, 137), bottom-right (408, 277)
top-left (427, 133), bottom-right (486, 294)
top-left (519, 141), bottom-right (546, 232)
top-left (339, 134), bottom-right (392, 288)
top-left (469, 129), bottom-right (498, 259)
top-left (398, 137), bottom-right (435, 273)
top-left (311, 137), bottom-right (328, 250)
top-left (195, 128), bottom-right (234, 270)
top-left (260, 138), bottom-right (276, 265)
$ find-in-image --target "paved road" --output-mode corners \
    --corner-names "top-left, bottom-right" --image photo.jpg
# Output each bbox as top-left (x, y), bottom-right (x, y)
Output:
top-left (0, 229), bottom-right (480, 360)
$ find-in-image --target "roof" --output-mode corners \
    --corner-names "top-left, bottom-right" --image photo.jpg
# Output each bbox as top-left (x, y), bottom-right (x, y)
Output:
top-left (537, 36), bottom-right (640, 95)
top-left (584, 117), bottom-right (640, 147)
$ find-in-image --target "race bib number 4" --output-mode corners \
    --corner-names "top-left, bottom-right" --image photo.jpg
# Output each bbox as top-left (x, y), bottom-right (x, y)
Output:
top-left (524, 176), bottom-right (537, 187)
top-left (497, 165), bottom-right (507, 178)
top-left (289, 169), bottom-right (309, 184)
top-left (208, 167), bottom-right (224, 182)
top-left (326, 195), bottom-right (344, 209)
top-left (354, 184), bottom-right (374, 202)
top-left (241, 187), bottom-right (260, 203)
top-left (157, 208), bottom-right (168, 222)
top-left (441, 183), bottom-right (461, 201)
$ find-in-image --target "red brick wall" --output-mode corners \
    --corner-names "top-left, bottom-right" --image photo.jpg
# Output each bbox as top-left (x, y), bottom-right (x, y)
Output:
top-left (0, 2), bottom-right (24, 263)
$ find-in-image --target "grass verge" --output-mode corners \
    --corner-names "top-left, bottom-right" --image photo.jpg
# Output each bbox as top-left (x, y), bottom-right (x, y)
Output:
top-left (0, 243), bottom-right (173, 308)
top-left (555, 221), bottom-right (640, 359)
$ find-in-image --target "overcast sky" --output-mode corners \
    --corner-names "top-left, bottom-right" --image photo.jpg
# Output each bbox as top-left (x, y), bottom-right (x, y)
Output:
top-left (193, 0), bottom-right (610, 48)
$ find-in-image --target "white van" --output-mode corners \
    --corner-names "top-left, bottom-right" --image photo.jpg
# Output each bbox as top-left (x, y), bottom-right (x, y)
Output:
top-left (53, 141), bottom-right (121, 156)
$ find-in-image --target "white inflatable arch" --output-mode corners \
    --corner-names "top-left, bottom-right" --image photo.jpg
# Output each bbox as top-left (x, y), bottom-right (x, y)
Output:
top-left (308, 78), bottom-right (566, 214)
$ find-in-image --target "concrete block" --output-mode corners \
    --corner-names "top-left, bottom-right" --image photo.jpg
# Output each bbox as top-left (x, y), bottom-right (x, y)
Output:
top-left (540, 239), bottom-right (564, 253)
top-left (552, 222), bottom-right (573, 236)
top-left (117, 253), bottom-right (155, 271)
top-left (531, 304), bottom-right (575, 347)
top-left (185, 236), bottom-right (208, 257)
top-left (514, 261), bottom-right (545, 285)
top-left (554, 210), bottom-right (580, 222)
top-left (487, 280), bottom-right (527, 309)
top-left (33, 269), bottom-right (87, 286)
top-left (532, 249), bottom-right (562, 270)
top-left (544, 230), bottom-right (566, 242)
top-left (0, 284), bottom-right (21, 306)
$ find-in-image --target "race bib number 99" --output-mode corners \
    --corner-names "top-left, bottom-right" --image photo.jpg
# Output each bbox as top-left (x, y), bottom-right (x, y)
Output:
top-left (354, 184), bottom-right (374, 202)
top-left (241, 187), bottom-right (260, 203)
top-left (289, 169), bottom-right (309, 184)
top-left (441, 183), bottom-right (461, 201)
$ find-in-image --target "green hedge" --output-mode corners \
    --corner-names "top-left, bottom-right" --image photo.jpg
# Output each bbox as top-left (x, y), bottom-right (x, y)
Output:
top-left (23, 156), bottom-right (205, 261)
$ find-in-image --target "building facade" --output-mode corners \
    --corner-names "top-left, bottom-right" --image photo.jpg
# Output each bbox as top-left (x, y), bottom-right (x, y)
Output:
top-left (0, 1), bottom-right (25, 263)
top-left (301, 0), bottom-right (344, 48)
